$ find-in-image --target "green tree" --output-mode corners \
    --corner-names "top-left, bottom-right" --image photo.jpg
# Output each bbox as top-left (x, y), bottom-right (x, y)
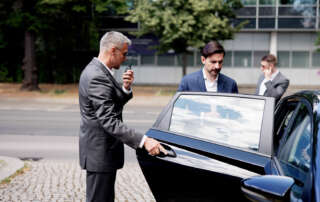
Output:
top-left (0, 0), bottom-right (129, 90)
top-left (126, 0), bottom-right (245, 76)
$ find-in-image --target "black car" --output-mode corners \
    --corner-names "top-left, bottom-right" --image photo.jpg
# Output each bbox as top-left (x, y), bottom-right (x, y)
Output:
top-left (136, 91), bottom-right (320, 202)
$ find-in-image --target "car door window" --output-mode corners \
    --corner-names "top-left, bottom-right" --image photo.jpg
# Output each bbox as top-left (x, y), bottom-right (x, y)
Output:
top-left (169, 95), bottom-right (265, 151)
top-left (277, 102), bottom-right (312, 198)
top-left (274, 100), bottom-right (299, 154)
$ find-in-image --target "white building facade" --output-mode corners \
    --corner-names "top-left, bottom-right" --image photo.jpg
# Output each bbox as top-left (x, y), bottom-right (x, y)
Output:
top-left (115, 0), bottom-right (320, 86)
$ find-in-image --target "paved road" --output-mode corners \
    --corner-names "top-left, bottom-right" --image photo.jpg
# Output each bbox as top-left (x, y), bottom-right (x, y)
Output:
top-left (0, 96), bottom-right (169, 201)
top-left (0, 103), bottom-right (162, 137)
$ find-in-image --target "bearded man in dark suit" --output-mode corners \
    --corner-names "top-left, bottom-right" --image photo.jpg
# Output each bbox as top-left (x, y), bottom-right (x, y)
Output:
top-left (78, 31), bottom-right (166, 202)
top-left (177, 41), bottom-right (238, 93)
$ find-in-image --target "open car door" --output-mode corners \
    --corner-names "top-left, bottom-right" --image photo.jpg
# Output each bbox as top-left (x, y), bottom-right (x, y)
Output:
top-left (137, 92), bottom-right (275, 202)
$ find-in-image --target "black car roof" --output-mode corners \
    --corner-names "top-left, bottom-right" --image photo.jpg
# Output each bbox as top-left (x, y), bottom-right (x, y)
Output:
top-left (289, 90), bottom-right (320, 105)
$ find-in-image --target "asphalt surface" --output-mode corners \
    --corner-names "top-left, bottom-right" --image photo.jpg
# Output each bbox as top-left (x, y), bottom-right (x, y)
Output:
top-left (0, 95), bottom-right (171, 202)
top-left (0, 84), bottom-right (318, 201)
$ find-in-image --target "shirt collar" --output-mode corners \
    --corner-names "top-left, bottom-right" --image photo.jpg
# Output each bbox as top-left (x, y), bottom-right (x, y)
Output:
top-left (270, 70), bottom-right (279, 81)
top-left (202, 67), bottom-right (218, 82)
top-left (94, 57), bottom-right (114, 77)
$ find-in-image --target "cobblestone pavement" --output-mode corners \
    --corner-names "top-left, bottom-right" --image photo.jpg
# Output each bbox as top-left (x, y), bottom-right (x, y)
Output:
top-left (0, 159), bottom-right (155, 202)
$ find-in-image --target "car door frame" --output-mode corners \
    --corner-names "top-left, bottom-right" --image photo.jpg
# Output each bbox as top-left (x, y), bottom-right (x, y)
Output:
top-left (146, 92), bottom-right (276, 174)
top-left (271, 94), bottom-right (315, 201)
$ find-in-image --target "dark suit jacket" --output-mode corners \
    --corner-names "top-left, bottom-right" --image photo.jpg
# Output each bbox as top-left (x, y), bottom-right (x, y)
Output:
top-left (255, 71), bottom-right (289, 104)
top-left (177, 70), bottom-right (238, 93)
top-left (78, 58), bottom-right (143, 172)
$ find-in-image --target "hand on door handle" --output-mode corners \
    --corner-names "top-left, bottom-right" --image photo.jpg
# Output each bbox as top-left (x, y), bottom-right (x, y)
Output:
top-left (156, 143), bottom-right (176, 158)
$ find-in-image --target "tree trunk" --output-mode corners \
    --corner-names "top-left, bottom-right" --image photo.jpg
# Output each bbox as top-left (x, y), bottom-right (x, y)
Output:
top-left (20, 30), bottom-right (40, 91)
top-left (182, 52), bottom-right (187, 77)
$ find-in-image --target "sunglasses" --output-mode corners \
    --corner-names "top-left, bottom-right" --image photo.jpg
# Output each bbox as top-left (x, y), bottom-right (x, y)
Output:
top-left (115, 47), bottom-right (128, 57)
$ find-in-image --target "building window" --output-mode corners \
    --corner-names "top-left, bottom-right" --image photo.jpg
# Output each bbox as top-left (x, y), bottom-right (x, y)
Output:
top-left (177, 53), bottom-right (194, 67)
top-left (123, 54), bottom-right (138, 66)
top-left (259, 7), bottom-right (276, 16)
top-left (240, 0), bottom-right (318, 30)
top-left (234, 51), bottom-right (252, 67)
top-left (241, 0), bottom-right (257, 5)
top-left (234, 18), bottom-right (256, 29)
top-left (224, 51), bottom-right (233, 67)
top-left (312, 52), bottom-right (320, 67)
top-left (158, 55), bottom-right (175, 66)
top-left (278, 18), bottom-right (316, 29)
top-left (141, 55), bottom-right (155, 65)
top-left (278, 51), bottom-right (290, 68)
top-left (259, 0), bottom-right (276, 5)
top-left (279, 0), bottom-right (316, 5)
top-left (292, 51), bottom-right (309, 68)
top-left (278, 6), bottom-right (316, 16)
top-left (235, 7), bottom-right (257, 16)
top-left (259, 18), bottom-right (276, 28)
top-left (196, 51), bottom-right (203, 66)
top-left (254, 51), bottom-right (269, 67)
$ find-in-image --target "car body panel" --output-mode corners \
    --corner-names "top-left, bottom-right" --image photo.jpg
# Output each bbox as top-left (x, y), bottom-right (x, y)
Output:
top-left (273, 91), bottom-right (320, 201)
top-left (137, 91), bottom-right (320, 202)
top-left (241, 175), bottom-right (294, 201)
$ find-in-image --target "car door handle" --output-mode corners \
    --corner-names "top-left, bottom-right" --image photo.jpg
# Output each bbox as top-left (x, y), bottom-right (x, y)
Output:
top-left (157, 143), bottom-right (177, 158)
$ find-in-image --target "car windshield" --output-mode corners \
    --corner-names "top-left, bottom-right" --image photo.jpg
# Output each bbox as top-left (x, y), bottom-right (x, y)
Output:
top-left (169, 95), bottom-right (265, 151)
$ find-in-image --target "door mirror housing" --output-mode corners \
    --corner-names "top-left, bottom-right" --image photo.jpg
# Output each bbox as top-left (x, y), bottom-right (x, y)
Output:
top-left (241, 175), bottom-right (294, 202)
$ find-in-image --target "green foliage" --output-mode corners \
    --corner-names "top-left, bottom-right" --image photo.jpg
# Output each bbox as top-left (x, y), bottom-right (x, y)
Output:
top-left (15, 67), bottom-right (23, 82)
top-left (126, 0), bottom-right (244, 54)
top-left (0, 163), bottom-right (29, 185)
top-left (94, 0), bottom-right (126, 13)
top-left (54, 89), bottom-right (66, 94)
top-left (0, 33), bottom-right (7, 48)
top-left (0, 0), bottom-right (129, 83)
top-left (0, 64), bottom-right (13, 82)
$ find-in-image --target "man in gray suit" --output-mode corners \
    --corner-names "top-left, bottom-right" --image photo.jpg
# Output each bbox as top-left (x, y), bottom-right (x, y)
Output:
top-left (78, 31), bottom-right (166, 202)
top-left (256, 54), bottom-right (289, 104)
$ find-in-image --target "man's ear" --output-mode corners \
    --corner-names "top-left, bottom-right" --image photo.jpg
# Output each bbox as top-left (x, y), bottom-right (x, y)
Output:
top-left (110, 47), bottom-right (117, 55)
top-left (201, 56), bottom-right (206, 65)
top-left (270, 63), bottom-right (275, 70)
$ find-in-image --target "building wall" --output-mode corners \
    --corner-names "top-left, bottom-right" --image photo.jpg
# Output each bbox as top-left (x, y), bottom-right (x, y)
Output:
top-left (106, 0), bottom-right (320, 86)
top-left (115, 66), bottom-right (320, 86)
top-left (117, 32), bottom-right (320, 86)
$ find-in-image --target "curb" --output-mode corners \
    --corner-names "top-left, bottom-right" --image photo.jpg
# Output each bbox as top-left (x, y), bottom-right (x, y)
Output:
top-left (0, 156), bottom-right (24, 182)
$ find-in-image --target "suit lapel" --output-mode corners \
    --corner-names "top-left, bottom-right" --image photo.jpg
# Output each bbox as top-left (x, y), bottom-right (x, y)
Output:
top-left (272, 72), bottom-right (283, 85)
top-left (93, 59), bottom-right (123, 92)
top-left (197, 70), bottom-right (207, 92)
top-left (262, 72), bottom-right (283, 96)
top-left (217, 74), bottom-right (224, 92)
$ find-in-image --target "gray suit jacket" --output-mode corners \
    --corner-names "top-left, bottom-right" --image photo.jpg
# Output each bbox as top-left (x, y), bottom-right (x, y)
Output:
top-left (255, 71), bottom-right (289, 104)
top-left (78, 58), bottom-right (143, 172)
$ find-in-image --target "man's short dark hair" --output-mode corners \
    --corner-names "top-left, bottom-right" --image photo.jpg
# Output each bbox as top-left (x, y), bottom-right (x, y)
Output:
top-left (201, 41), bottom-right (225, 58)
top-left (261, 54), bottom-right (277, 65)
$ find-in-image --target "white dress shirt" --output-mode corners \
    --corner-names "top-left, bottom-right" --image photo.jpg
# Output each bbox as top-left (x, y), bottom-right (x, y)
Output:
top-left (202, 68), bottom-right (218, 92)
top-left (259, 70), bottom-right (279, 95)
top-left (94, 57), bottom-right (132, 94)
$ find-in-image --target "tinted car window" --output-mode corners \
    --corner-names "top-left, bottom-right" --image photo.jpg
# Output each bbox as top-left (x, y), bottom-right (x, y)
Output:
top-left (169, 95), bottom-right (265, 151)
top-left (274, 100), bottom-right (298, 153)
top-left (277, 103), bottom-right (312, 198)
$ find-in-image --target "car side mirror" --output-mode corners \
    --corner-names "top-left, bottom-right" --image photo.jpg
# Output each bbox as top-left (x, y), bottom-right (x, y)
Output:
top-left (241, 175), bottom-right (294, 202)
